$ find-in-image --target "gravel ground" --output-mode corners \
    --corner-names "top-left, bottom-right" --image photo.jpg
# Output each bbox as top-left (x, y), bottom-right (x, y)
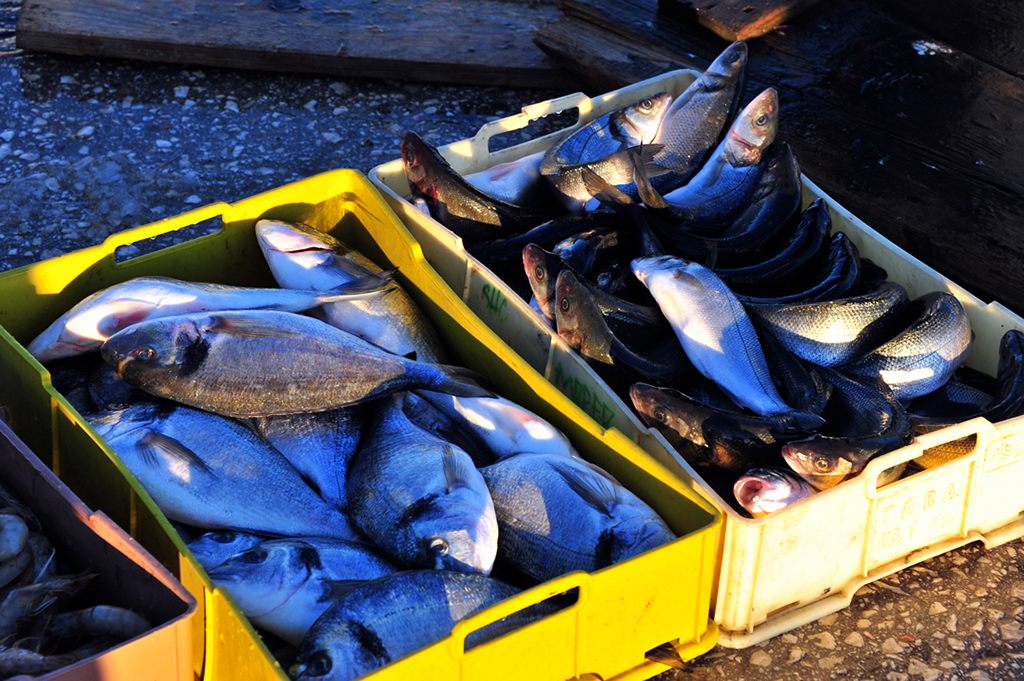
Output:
top-left (1, 1), bottom-right (1023, 680)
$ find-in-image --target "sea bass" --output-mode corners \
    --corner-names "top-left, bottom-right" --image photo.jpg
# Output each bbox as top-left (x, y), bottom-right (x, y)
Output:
top-left (26, 275), bottom-right (391, 363)
top-left (347, 392), bottom-right (498, 575)
top-left (479, 454), bottom-right (676, 582)
top-left (632, 255), bottom-right (824, 431)
top-left (290, 571), bottom-right (522, 681)
top-left (733, 467), bottom-right (815, 518)
top-left (86, 402), bottom-right (364, 541)
top-left (255, 218), bottom-right (446, 363)
top-left (207, 538), bottom-right (397, 646)
top-left (99, 310), bottom-right (491, 417)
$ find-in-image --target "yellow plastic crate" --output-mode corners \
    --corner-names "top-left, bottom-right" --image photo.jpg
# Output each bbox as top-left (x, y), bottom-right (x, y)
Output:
top-left (0, 170), bottom-right (720, 679)
top-left (369, 75), bottom-right (1024, 647)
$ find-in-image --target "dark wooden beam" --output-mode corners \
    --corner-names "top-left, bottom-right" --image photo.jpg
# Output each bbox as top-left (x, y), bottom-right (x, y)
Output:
top-left (15, 0), bottom-right (580, 89)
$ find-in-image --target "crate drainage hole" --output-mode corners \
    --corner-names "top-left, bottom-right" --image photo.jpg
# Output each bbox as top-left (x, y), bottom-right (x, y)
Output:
top-left (114, 216), bottom-right (224, 264)
top-left (486, 108), bottom-right (579, 153)
top-left (463, 586), bottom-right (579, 653)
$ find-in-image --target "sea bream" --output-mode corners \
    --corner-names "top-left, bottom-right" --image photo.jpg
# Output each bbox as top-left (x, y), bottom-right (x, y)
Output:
top-left (347, 392), bottom-right (498, 575)
top-left (290, 570), bottom-right (523, 681)
top-left (631, 255), bottom-right (825, 431)
top-left (99, 309), bottom-right (491, 418)
top-left (479, 453), bottom-right (676, 582)
top-left (86, 402), bottom-right (365, 541)
top-left (206, 538), bottom-right (397, 646)
top-left (26, 275), bottom-right (392, 363)
top-left (255, 218), bottom-right (447, 363)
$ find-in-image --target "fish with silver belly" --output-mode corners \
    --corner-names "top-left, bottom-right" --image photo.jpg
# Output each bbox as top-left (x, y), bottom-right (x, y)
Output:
top-left (289, 570), bottom-right (524, 681)
top-left (540, 93), bottom-right (674, 211)
top-left (207, 538), bottom-right (398, 646)
top-left (99, 310), bottom-right (491, 418)
top-left (638, 88), bottom-right (780, 239)
top-left (629, 382), bottom-right (815, 474)
top-left (746, 282), bottom-right (912, 368)
top-left (555, 269), bottom-right (691, 390)
top-left (782, 368), bottom-right (912, 491)
top-left (733, 467), bottom-right (816, 518)
top-left (255, 218), bottom-right (446, 363)
top-left (27, 275), bottom-right (392, 363)
top-left (479, 454), bottom-right (676, 583)
top-left (401, 132), bottom-right (565, 244)
top-left (463, 150), bottom-right (563, 210)
top-left (347, 392), bottom-right (498, 575)
top-left (245, 405), bottom-right (367, 511)
top-left (187, 530), bottom-right (266, 571)
top-left (413, 390), bottom-right (579, 464)
top-left (86, 402), bottom-right (365, 541)
top-left (616, 41), bottom-right (749, 200)
top-left (631, 255), bottom-right (825, 431)
top-left (838, 291), bottom-right (973, 401)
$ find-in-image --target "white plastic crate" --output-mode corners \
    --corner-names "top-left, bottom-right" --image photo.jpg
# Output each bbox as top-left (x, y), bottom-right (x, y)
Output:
top-left (370, 70), bottom-right (1024, 647)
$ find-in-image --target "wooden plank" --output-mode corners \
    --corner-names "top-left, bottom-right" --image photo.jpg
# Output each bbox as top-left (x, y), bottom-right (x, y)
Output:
top-left (537, 0), bottom-right (1024, 320)
top-left (658, 0), bottom-right (824, 41)
top-left (15, 0), bottom-right (580, 89)
top-left (863, 0), bottom-right (1024, 79)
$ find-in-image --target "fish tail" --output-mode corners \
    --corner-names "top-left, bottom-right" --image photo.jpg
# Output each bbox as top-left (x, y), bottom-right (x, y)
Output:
top-left (426, 364), bottom-right (497, 399)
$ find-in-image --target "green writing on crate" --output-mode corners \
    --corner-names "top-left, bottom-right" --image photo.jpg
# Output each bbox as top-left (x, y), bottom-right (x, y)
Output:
top-left (481, 284), bottom-right (509, 322)
top-left (553, 362), bottom-right (615, 429)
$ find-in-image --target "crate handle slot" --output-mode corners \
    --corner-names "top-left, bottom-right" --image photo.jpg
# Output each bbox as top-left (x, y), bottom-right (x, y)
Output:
top-left (864, 417), bottom-right (994, 496)
top-left (448, 570), bottom-right (589, 655)
top-left (102, 203), bottom-right (230, 256)
top-left (449, 92), bottom-right (593, 161)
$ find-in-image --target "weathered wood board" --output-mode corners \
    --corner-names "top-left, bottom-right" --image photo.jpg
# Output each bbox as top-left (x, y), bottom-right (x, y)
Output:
top-left (536, 0), bottom-right (1024, 319)
top-left (658, 0), bottom-right (824, 41)
top-left (15, 0), bottom-right (579, 89)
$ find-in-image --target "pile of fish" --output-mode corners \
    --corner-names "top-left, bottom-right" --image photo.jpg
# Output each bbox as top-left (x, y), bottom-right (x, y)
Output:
top-left (0, 480), bottom-right (152, 679)
top-left (400, 41), bottom-right (1024, 518)
top-left (29, 218), bottom-right (677, 680)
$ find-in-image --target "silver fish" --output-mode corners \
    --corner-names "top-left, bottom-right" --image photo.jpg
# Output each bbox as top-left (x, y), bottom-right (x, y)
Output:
top-left (347, 392), bottom-right (498, 575)
top-left (733, 467), bottom-right (815, 517)
top-left (746, 283), bottom-right (911, 368)
top-left (632, 255), bottom-right (822, 429)
top-left (255, 218), bottom-right (447, 363)
top-left (245, 406), bottom-right (367, 510)
top-left (479, 454), bottom-right (676, 583)
top-left (290, 570), bottom-right (521, 681)
top-left (839, 292), bottom-right (973, 400)
top-left (464, 150), bottom-right (559, 207)
top-left (207, 538), bottom-right (397, 646)
top-left (414, 390), bottom-right (579, 464)
top-left (26, 275), bottom-right (389, 363)
top-left (99, 310), bottom-right (491, 418)
top-left (86, 402), bottom-right (364, 541)
top-left (187, 530), bottom-right (265, 571)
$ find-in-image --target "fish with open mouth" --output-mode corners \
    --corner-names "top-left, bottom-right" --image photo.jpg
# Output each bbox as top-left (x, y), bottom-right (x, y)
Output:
top-left (733, 467), bottom-right (816, 518)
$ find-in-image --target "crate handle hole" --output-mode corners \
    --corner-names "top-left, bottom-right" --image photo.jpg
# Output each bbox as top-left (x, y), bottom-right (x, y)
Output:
top-left (485, 108), bottom-right (580, 154)
top-left (114, 216), bottom-right (224, 264)
top-left (462, 586), bottom-right (579, 653)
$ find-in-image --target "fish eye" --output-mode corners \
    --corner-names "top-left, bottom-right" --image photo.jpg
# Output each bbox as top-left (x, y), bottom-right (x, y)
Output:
top-left (131, 346), bottom-right (156, 362)
top-left (534, 265), bottom-right (545, 282)
top-left (240, 548), bottom-right (268, 564)
top-left (639, 98), bottom-right (653, 111)
top-left (653, 408), bottom-right (666, 423)
top-left (755, 114), bottom-right (768, 127)
top-left (559, 297), bottom-right (570, 313)
top-left (211, 532), bottom-right (236, 544)
top-left (727, 52), bottom-right (740, 64)
top-left (405, 147), bottom-right (416, 164)
top-left (429, 537), bottom-right (449, 557)
top-left (306, 651), bottom-right (333, 677)
top-left (813, 456), bottom-right (832, 472)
